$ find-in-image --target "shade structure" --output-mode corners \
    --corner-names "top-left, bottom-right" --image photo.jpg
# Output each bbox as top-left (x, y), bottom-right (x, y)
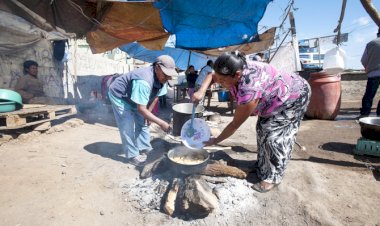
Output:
top-left (120, 42), bottom-right (216, 71)
top-left (154, 0), bottom-right (272, 49)
top-left (3, 0), bottom-right (273, 53)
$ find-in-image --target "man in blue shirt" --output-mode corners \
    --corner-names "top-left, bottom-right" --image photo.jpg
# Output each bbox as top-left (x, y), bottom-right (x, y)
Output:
top-left (108, 55), bottom-right (177, 166)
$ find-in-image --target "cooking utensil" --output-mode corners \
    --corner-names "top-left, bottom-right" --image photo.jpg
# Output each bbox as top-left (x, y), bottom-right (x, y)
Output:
top-left (167, 146), bottom-right (209, 175)
top-left (0, 89), bottom-right (23, 106)
top-left (172, 103), bottom-right (205, 136)
top-left (186, 103), bottom-right (196, 137)
top-left (358, 117), bottom-right (380, 141)
top-left (0, 101), bottom-right (16, 113)
top-left (180, 118), bottom-right (211, 149)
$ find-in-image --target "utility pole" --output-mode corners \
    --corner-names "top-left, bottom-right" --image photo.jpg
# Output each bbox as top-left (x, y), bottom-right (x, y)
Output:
top-left (289, 9), bottom-right (301, 71)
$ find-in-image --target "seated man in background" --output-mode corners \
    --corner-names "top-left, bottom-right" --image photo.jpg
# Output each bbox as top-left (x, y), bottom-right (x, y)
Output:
top-left (14, 60), bottom-right (44, 104)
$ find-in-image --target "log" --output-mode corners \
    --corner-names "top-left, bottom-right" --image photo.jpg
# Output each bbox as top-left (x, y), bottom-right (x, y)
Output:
top-left (140, 156), bottom-right (165, 179)
top-left (201, 163), bottom-right (247, 179)
top-left (163, 178), bottom-right (180, 216)
top-left (179, 176), bottom-right (219, 218)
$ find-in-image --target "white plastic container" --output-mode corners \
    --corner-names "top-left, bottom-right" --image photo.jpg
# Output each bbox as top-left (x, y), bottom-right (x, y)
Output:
top-left (322, 47), bottom-right (346, 74)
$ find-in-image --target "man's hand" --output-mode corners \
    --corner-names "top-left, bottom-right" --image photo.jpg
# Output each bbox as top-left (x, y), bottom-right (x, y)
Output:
top-left (159, 122), bottom-right (171, 133)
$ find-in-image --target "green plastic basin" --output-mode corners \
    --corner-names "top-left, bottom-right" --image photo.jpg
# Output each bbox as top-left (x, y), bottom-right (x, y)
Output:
top-left (0, 89), bottom-right (23, 107)
top-left (0, 101), bottom-right (16, 113)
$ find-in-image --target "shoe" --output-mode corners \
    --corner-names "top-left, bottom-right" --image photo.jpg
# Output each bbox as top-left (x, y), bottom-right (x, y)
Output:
top-left (251, 182), bottom-right (279, 193)
top-left (128, 154), bottom-right (147, 167)
top-left (140, 149), bottom-right (153, 155)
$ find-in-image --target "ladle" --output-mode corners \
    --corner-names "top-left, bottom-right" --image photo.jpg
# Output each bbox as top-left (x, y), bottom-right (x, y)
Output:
top-left (186, 103), bottom-right (196, 137)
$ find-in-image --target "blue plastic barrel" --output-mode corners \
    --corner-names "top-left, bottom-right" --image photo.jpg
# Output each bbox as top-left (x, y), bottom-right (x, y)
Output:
top-left (218, 91), bottom-right (229, 102)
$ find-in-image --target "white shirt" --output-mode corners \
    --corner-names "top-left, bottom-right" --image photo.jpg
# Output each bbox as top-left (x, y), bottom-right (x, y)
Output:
top-left (195, 65), bottom-right (213, 86)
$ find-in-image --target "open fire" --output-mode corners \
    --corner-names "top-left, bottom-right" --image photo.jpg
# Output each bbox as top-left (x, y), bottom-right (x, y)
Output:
top-left (121, 148), bottom-right (258, 219)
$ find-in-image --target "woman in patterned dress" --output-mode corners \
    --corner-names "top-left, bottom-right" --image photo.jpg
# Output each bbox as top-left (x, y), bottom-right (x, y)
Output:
top-left (192, 52), bottom-right (311, 192)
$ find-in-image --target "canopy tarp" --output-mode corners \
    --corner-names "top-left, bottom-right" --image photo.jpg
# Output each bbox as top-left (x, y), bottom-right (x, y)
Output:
top-left (86, 2), bottom-right (169, 53)
top-left (120, 42), bottom-right (216, 71)
top-left (200, 27), bottom-right (276, 56)
top-left (2, 0), bottom-right (273, 54)
top-left (154, 0), bottom-right (272, 50)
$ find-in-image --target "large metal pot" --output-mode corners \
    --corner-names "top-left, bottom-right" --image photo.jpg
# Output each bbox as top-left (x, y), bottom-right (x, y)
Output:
top-left (358, 117), bottom-right (380, 141)
top-left (172, 103), bottom-right (204, 136)
top-left (167, 145), bottom-right (209, 175)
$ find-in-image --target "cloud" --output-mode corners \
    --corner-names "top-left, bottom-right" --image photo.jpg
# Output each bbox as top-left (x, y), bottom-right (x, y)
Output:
top-left (353, 17), bottom-right (370, 26)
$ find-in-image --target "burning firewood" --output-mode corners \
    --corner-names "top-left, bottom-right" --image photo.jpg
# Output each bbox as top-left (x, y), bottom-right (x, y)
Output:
top-left (140, 156), bottom-right (165, 179)
top-left (178, 175), bottom-right (219, 218)
top-left (163, 178), bottom-right (181, 216)
top-left (201, 163), bottom-right (247, 179)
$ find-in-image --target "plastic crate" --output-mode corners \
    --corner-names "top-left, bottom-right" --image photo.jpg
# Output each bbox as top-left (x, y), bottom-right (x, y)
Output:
top-left (353, 137), bottom-right (380, 157)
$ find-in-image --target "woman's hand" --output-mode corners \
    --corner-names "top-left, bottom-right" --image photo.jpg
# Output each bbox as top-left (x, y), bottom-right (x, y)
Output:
top-left (192, 90), bottom-right (204, 103)
top-left (204, 137), bottom-right (218, 146)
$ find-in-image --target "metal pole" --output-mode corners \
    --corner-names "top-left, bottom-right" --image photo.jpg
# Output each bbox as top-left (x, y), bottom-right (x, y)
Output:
top-left (187, 50), bottom-right (192, 69)
top-left (317, 38), bottom-right (321, 67)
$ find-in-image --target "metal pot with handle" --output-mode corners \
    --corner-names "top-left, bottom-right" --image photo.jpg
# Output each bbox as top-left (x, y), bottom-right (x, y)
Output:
top-left (167, 145), bottom-right (209, 175)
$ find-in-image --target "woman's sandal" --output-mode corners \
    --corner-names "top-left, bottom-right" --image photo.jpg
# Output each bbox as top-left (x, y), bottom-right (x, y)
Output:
top-left (251, 182), bottom-right (279, 193)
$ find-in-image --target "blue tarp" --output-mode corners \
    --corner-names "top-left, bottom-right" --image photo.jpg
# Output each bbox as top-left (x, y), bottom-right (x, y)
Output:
top-left (119, 42), bottom-right (216, 71)
top-left (153, 0), bottom-right (272, 50)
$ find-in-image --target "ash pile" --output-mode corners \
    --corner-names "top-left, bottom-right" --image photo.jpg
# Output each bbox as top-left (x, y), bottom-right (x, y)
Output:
top-left (121, 148), bottom-right (260, 220)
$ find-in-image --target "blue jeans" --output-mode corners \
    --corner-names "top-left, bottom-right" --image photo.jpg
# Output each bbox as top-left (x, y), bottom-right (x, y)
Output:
top-left (360, 77), bottom-right (380, 116)
top-left (110, 100), bottom-right (152, 159)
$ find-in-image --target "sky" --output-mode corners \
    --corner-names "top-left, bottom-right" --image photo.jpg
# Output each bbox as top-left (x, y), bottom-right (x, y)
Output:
top-left (258, 0), bottom-right (380, 69)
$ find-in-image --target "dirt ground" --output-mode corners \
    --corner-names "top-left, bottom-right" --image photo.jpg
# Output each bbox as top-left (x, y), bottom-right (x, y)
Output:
top-left (0, 73), bottom-right (379, 226)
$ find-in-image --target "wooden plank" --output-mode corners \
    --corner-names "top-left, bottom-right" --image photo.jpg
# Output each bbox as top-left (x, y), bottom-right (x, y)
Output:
top-left (0, 105), bottom-right (76, 116)
top-left (5, 115), bottom-right (26, 127)
top-left (0, 105), bottom-right (77, 130)
top-left (23, 104), bottom-right (46, 109)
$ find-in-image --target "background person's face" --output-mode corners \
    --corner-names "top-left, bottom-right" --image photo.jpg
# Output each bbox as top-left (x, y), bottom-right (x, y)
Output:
top-left (27, 65), bottom-right (38, 77)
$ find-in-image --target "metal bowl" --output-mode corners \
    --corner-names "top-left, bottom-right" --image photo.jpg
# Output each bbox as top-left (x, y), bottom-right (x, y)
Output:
top-left (358, 117), bottom-right (380, 141)
top-left (167, 145), bottom-right (209, 175)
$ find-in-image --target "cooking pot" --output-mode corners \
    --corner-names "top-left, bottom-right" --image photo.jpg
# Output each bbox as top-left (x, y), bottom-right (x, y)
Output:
top-left (358, 117), bottom-right (380, 141)
top-left (167, 146), bottom-right (209, 175)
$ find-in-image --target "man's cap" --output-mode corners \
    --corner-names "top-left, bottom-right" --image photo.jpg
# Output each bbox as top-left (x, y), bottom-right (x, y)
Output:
top-left (156, 55), bottom-right (178, 77)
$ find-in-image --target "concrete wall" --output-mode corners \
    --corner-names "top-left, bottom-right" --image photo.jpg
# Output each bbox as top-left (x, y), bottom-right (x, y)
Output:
top-left (0, 39), bottom-right (64, 98)
top-left (0, 38), bottom-right (139, 104)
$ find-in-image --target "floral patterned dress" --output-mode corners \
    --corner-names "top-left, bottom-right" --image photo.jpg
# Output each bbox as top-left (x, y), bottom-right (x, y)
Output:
top-left (229, 60), bottom-right (311, 184)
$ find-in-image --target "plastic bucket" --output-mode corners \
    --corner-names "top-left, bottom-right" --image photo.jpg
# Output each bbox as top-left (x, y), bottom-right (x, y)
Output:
top-left (172, 103), bottom-right (204, 136)
top-left (218, 90), bottom-right (229, 102)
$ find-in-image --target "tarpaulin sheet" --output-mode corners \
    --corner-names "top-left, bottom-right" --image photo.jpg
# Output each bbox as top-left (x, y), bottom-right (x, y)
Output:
top-left (86, 3), bottom-right (169, 53)
top-left (200, 27), bottom-right (276, 56)
top-left (154, 0), bottom-right (272, 49)
top-left (0, 10), bottom-right (70, 54)
top-left (120, 42), bottom-right (216, 71)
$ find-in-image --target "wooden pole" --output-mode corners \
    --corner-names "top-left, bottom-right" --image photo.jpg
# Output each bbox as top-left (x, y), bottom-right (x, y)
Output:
top-left (360, 0), bottom-right (380, 27)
